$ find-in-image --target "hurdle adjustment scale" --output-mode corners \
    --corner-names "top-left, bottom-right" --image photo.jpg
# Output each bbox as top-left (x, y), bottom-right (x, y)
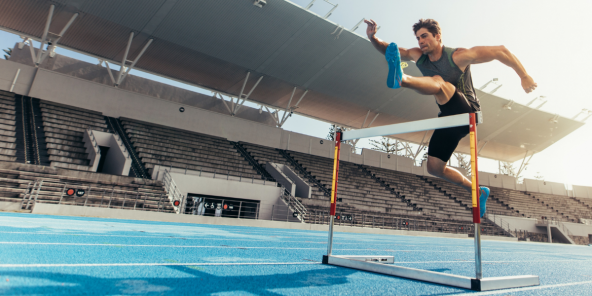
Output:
top-left (322, 112), bottom-right (540, 291)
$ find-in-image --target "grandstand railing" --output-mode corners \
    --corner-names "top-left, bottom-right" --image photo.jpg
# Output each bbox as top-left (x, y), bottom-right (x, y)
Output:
top-left (307, 210), bottom-right (496, 235)
top-left (182, 195), bottom-right (301, 223)
top-left (19, 179), bottom-right (171, 212)
top-left (162, 169), bottom-right (186, 214)
top-left (485, 212), bottom-right (515, 237)
top-left (279, 187), bottom-right (307, 223)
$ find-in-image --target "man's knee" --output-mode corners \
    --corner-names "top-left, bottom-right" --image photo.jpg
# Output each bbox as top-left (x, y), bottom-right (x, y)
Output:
top-left (426, 157), bottom-right (445, 177)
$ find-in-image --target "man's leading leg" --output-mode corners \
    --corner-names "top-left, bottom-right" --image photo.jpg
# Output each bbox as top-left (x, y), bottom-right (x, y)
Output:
top-left (401, 75), bottom-right (456, 105)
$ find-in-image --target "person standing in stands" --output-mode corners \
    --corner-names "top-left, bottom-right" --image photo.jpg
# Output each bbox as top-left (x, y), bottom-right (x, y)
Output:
top-left (364, 18), bottom-right (537, 217)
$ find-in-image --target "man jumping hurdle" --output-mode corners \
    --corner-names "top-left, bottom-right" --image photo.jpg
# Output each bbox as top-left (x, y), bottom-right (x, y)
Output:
top-left (365, 18), bottom-right (537, 217)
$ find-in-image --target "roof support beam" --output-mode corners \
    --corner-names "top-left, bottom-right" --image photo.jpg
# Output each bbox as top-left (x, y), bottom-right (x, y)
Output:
top-left (413, 130), bottom-right (429, 161)
top-left (215, 93), bottom-right (233, 115)
top-left (116, 32), bottom-right (134, 86)
top-left (103, 61), bottom-right (116, 85)
top-left (35, 5), bottom-right (55, 66)
top-left (114, 33), bottom-right (153, 87)
top-left (235, 72), bottom-right (250, 113)
top-left (38, 12), bottom-right (79, 65)
top-left (118, 38), bottom-right (153, 85)
top-left (264, 106), bottom-right (280, 127)
top-left (361, 110), bottom-right (370, 129)
top-left (478, 141), bottom-right (488, 155)
top-left (279, 87), bottom-right (297, 125)
top-left (234, 75), bottom-right (263, 115)
top-left (367, 113), bottom-right (379, 128)
top-left (515, 151), bottom-right (535, 180)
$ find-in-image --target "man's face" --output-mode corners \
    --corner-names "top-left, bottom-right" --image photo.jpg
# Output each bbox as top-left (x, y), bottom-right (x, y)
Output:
top-left (415, 28), bottom-right (441, 54)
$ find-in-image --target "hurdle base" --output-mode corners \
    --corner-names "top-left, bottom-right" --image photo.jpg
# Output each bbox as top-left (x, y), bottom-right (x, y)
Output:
top-left (322, 255), bottom-right (394, 264)
top-left (322, 255), bottom-right (539, 291)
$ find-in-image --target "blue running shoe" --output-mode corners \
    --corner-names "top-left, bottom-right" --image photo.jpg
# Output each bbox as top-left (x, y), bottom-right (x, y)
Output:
top-left (385, 42), bottom-right (403, 89)
top-left (479, 186), bottom-right (490, 218)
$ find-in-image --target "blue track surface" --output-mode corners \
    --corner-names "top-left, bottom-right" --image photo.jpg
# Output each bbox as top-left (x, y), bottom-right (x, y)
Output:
top-left (0, 212), bottom-right (591, 295)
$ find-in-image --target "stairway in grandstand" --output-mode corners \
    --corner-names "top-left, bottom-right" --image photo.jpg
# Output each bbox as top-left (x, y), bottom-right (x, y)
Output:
top-left (0, 90), bottom-right (17, 162)
top-left (105, 116), bottom-right (151, 179)
top-left (0, 161), bottom-right (174, 212)
top-left (232, 142), bottom-right (275, 182)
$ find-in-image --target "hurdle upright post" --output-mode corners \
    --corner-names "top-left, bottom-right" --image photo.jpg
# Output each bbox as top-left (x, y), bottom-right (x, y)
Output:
top-left (469, 113), bottom-right (482, 280)
top-left (327, 130), bottom-right (342, 256)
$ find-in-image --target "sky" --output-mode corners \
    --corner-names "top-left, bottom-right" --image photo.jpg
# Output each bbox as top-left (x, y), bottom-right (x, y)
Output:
top-left (0, 0), bottom-right (590, 187)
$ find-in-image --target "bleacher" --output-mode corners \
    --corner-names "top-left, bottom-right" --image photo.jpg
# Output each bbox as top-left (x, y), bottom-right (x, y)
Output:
top-left (527, 192), bottom-right (592, 222)
top-left (121, 118), bottom-right (260, 179)
top-left (489, 187), bottom-right (570, 222)
top-left (287, 151), bottom-right (421, 216)
top-left (368, 168), bottom-right (472, 221)
top-left (0, 162), bottom-right (173, 212)
top-left (0, 91), bottom-right (17, 162)
top-left (573, 196), bottom-right (592, 210)
top-left (40, 100), bottom-right (108, 171)
top-left (422, 176), bottom-right (518, 217)
top-left (0, 93), bottom-right (588, 238)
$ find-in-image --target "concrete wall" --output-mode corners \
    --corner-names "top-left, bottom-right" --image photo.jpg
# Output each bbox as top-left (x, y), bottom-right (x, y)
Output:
top-left (32, 203), bottom-right (517, 240)
top-left (265, 163), bottom-right (296, 196)
top-left (168, 172), bottom-right (282, 220)
top-left (266, 162), bottom-right (311, 199)
top-left (494, 215), bottom-right (592, 238)
top-left (493, 215), bottom-right (545, 234)
top-left (0, 61), bottom-right (36, 96)
top-left (562, 222), bottom-right (592, 237)
top-left (83, 129), bottom-right (101, 172)
top-left (83, 130), bottom-right (131, 176)
top-left (524, 179), bottom-right (567, 196)
top-left (573, 185), bottom-right (592, 199)
top-left (102, 134), bottom-right (132, 176)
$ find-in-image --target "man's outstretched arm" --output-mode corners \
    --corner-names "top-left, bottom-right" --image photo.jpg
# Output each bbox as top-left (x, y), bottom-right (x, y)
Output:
top-left (453, 46), bottom-right (537, 93)
top-left (364, 19), bottom-right (422, 62)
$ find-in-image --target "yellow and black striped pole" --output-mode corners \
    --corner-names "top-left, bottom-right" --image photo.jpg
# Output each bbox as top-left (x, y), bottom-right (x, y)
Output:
top-left (469, 113), bottom-right (482, 279)
top-left (327, 131), bottom-right (342, 256)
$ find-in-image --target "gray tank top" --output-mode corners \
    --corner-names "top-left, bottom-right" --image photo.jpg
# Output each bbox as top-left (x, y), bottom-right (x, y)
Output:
top-left (416, 46), bottom-right (480, 111)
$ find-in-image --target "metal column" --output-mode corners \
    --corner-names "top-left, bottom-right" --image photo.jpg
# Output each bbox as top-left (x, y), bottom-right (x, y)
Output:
top-left (469, 113), bottom-right (483, 279)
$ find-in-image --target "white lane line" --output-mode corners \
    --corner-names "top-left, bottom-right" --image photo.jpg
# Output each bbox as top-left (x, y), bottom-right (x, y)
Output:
top-left (0, 262), bottom-right (321, 268)
top-left (1, 242), bottom-right (590, 258)
top-left (450, 280), bottom-right (592, 295)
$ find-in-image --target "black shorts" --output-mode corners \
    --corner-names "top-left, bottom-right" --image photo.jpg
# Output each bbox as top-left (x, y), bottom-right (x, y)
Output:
top-left (427, 91), bottom-right (473, 162)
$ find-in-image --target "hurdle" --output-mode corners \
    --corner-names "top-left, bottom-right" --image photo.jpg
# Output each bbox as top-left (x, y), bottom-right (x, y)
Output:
top-left (321, 112), bottom-right (540, 291)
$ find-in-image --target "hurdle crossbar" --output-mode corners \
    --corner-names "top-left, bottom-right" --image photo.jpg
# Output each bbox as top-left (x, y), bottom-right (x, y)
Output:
top-left (323, 113), bottom-right (540, 291)
top-left (341, 113), bottom-right (469, 141)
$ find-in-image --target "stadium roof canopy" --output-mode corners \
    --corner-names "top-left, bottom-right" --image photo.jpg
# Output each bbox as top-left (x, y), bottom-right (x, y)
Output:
top-left (0, 0), bottom-right (584, 162)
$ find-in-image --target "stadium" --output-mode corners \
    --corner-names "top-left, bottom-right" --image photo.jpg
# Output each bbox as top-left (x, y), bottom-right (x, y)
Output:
top-left (0, 0), bottom-right (591, 294)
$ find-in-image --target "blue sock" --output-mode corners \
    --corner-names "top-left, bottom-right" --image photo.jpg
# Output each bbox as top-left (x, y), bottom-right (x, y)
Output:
top-left (385, 42), bottom-right (403, 89)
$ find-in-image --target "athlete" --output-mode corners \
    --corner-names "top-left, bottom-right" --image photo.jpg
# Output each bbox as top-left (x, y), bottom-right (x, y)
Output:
top-left (364, 18), bottom-right (537, 217)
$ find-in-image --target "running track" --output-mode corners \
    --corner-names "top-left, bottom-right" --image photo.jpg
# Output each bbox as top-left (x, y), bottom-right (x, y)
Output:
top-left (0, 212), bottom-right (591, 295)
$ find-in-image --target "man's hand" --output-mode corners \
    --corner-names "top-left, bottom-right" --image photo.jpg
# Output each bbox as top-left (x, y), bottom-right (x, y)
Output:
top-left (521, 75), bottom-right (537, 93)
top-left (364, 19), bottom-right (378, 39)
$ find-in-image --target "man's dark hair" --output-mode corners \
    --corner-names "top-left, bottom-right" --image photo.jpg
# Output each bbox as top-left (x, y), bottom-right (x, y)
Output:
top-left (412, 19), bottom-right (441, 37)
